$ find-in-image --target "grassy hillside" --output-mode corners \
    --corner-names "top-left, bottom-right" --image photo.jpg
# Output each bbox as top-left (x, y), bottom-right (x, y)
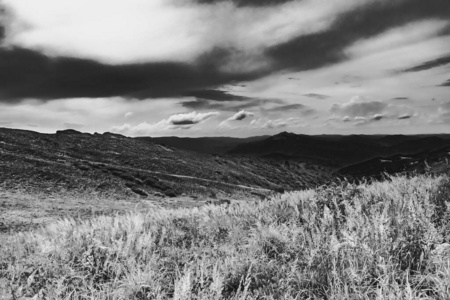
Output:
top-left (1, 175), bottom-right (450, 299)
top-left (136, 136), bottom-right (269, 155)
top-left (0, 128), bottom-right (331, 199)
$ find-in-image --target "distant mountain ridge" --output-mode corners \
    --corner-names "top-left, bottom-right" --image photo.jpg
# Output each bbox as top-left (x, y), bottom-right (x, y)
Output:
top-left (229, 131), bottom-right (450, 168)
top-left (136, 135), bottom-right (269, 154)
top-left (338, 146), bottom-right (450, 178)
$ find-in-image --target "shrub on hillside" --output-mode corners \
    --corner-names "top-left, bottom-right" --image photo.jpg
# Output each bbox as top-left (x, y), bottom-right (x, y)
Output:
top-left (430, 177), bottom-right (450, 242)
top-left (130, 187), bottom-right (148, 197)
top-left (143, 176), bottom-right (171, 191)
top-left (111, 170), bottom-right (136, 182)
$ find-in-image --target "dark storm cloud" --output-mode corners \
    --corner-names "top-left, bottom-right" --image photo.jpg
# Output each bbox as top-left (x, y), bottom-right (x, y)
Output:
top-left (195, 0), bottom-right (294, 7)
top-left (372, 114), bottom-right (384, 121)
top-left (167, 111), bottom-right (219, 126)
top-left (0, 47), bottom-right (263, 102)
top-left (266, 0), bottom-right (450, 71)
top-left (440, 79), bottom-right (450, 86)
top-left (0, 18), bottom-right (5, 41)
top-left (398, 114), bottom-right (412, 120)
top-left (181, 89), bottom-right (256, 110)
top-left (171, 120), bottom-right (196, 125)
top-left (181, 99), bottom-right (223, 110)
top-left (224, 110), bottom-right (254, 122)
top-left (183, 90), bottom-right (249, 101)
top-left (402, 54), bottom-right (450, 72)
top-left (391, 97), bottom-right (410, 101)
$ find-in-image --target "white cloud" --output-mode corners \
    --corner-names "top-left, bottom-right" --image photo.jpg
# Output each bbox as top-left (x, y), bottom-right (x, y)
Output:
top-left (330, 96), bottom-right (387, 117)
top-left (435, 102), bottom-right (450, 124)
top-left (372, 114), bottom-right (384, 121)
top-left (112, 111), bottom-right (219, 136)
top-left (231, 110), bottom-right (254, 121)
top-left (3, 0), bottom-right (373, 66)
top-left (0, 97), bottom-right (182, 133)
top-left (250, 117), bottom-right (302, 130)
top-left (262, 119), bottom-right (287, 129)
top-left (167, 111), bottom-right (219, 125)
top-left (124, 112), bottom-right (134, 119)
top-left (219, 110), bottom-right (254, 126)
top-left (330, 96), bottom-right (419, 125)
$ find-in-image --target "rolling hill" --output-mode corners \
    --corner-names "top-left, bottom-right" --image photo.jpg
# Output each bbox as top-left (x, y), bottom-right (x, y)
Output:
top-left (136, 135), bottom-right (269, 154)
top-left (0, 128), bottom-right (332, 201)
top-left (1, 128), bottom-right (450, 202)
top-left (229, 131), bottom-right (450, 168)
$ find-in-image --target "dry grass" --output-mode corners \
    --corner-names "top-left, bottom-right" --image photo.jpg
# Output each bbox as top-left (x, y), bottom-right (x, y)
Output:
top-left (1, 175), bottom-right (450, 299)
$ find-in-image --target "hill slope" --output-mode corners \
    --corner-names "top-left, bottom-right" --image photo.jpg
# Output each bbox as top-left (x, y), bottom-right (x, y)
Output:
top-left (137, 135), bottom-right (269, 154)
top-left (229, 131), bottom-right (450, 168)
top-left (0, 128), bottom-right (331, 199)
top-left (2, 174), bottom-right (449, 299)
top-left (339, 146), bottom-right (450, 178)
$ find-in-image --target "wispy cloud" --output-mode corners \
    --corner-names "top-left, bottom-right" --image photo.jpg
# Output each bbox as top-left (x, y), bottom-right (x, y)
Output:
top-left (402, 54), bottom-right (450, 72)
top-left (331, 96), bottom-right (417, 125)
top-left (195, 0), bottom-right (294, 7)
top-left (112, 111), bottom-right (220, 136)
top-left (180, 96), bottom-right (282, 112)
top-left (330, 96), bottom-right (387, 118)
top-left (250, 117), bottom-right (302, 130)
top-left (398, 114), bottom-right (412, 120)
top-left (227, 110), bottom-right (254, 121)
top-left (219, 110), bottom-right (254, 127)
top-left (440, 79), bottom-right (450, 86)
top-left (303, 93), bottom-right (330, 100)
top-left (346, 20), bottom-right (449, 59)
top-left (268, 104), bottom-right (307, 112)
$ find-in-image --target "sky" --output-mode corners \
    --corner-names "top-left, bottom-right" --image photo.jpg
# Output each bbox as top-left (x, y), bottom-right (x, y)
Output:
top-left (0, 0), bottom-right (449, 137)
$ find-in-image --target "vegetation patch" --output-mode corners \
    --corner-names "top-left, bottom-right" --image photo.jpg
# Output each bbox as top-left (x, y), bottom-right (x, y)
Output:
top-left (1, 175), bottom-right (450, 299)
top-left (130, 186), bottom-right (148, 197)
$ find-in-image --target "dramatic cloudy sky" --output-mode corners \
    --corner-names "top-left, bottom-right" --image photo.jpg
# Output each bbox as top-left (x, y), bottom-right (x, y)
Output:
top-left (0, 0), bottom-right (449, 137)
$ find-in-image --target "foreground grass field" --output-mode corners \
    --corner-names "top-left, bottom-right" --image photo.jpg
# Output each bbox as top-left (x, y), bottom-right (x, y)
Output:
top-left (1, 175), bottom-right (450, 299)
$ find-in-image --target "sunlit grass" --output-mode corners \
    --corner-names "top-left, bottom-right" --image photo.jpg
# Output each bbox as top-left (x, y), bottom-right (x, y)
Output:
top-left (1, 175), bottom-right (450, 299)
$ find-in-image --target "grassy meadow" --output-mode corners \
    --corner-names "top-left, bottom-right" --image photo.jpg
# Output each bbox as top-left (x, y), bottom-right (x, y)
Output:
top-left (1, 174), bottom-right (450, 299)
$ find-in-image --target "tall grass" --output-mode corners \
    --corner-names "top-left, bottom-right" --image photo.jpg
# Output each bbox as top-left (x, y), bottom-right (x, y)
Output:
top-left (1, 175), bottom-right (450, 299)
